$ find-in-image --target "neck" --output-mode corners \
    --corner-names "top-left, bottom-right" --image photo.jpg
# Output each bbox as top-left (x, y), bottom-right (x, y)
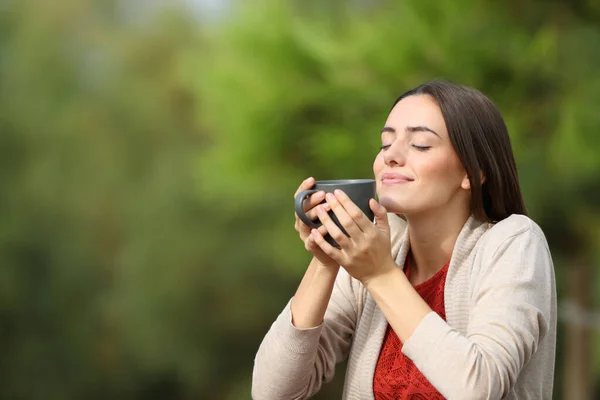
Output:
top-left (405, 205), bottom-right (470, 281)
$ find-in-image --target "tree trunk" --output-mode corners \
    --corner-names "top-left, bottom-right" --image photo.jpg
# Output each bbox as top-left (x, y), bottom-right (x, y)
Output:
top-left (563, 261), bottom-right (593, 400)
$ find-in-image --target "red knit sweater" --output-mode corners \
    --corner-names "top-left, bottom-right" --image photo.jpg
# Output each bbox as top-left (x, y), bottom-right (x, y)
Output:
top-left (373, 256), bottom-right (450, 399)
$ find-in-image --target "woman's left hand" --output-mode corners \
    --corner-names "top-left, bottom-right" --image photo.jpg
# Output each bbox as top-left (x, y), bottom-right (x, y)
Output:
top-left (311, 190), bottom-right (396, 284)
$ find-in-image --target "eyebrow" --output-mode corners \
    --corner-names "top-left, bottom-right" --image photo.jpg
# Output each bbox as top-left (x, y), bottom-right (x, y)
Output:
top-left (381, 125), bottom-right (441, 138)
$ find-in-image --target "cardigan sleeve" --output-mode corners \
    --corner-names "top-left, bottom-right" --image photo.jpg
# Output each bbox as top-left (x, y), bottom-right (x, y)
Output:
top-left (251, 267), bottom-right (363, 400)
top-left (402, 224), bottom-right (555, 399)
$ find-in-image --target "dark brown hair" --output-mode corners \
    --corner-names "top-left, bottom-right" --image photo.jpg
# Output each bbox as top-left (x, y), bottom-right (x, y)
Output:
top-left (393, 81), bottom-right (527, 222)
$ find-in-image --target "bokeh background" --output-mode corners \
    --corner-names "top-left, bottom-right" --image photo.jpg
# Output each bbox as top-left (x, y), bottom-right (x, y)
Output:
top-left (2, 0), bottom-right (600, 399)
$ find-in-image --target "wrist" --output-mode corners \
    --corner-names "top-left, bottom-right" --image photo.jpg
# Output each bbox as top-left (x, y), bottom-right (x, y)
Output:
top-left (311, 257), bottom-right (340, 275)
top-left (362, 258), bottom-right (403, 290)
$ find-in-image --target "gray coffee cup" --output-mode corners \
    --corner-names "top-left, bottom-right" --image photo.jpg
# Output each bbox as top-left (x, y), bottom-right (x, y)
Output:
top-left (294, 179), bottom-right (376, 248)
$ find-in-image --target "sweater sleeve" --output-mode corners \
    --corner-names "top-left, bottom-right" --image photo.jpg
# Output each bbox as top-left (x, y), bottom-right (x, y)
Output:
top-left (251, 267), bottom-right (362, 400)
top-left (402, 226), bottom-right (555, 399)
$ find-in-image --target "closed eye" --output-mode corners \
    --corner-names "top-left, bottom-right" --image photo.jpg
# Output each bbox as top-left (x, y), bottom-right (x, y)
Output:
top-left (380, 144), bottom-right (391, 150)
top-left (412, 145), bottom-right (431, 151)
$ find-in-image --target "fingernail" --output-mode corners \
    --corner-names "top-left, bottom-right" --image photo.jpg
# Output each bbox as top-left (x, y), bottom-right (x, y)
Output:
top-left (326, 192), bottom-right (334, 201)
top-left (334, 189), bottom-right (343, 196)
top-left (315, 191), bottom-right (325, 198)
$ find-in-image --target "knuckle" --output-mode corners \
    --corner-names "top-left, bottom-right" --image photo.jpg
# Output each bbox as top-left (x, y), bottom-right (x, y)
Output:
top-left (311, 200), bottom-right (324, 210)
top-left (358, 242), bottom-right (369, 254)
top-left (304, 238), bottom-right (313, 250)
top-left (339, 216), bottom-right (352, 227)
top-left (350, 210), bottom-right (363, 221)
top-left (331, 230), bottom-right (346, 242)
top-left (365, 229), bottom-right (377, 241)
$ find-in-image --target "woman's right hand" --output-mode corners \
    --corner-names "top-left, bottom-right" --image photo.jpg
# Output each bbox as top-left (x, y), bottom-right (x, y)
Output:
top-left (294, 177), bottom-right (339, 268)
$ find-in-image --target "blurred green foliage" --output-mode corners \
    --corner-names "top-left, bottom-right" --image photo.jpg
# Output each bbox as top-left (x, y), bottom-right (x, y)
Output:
top-left (1, 0), bottom-right (599, 399)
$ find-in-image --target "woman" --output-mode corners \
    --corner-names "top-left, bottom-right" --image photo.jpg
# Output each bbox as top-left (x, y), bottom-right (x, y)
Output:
top-left (252, 81), bottom-right (556, 399)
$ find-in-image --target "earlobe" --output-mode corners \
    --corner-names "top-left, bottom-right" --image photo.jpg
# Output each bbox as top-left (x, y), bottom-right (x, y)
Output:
top-left (461, 175), bottom-right (471, 190)
top-left (462, 171), bottom-right (485, 190)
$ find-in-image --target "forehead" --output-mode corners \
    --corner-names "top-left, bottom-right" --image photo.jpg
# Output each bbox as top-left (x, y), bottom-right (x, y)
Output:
top-left (385, 95), bottom-right (447, 136)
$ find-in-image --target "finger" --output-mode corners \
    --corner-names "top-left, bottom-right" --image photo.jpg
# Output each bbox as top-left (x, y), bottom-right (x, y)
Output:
top-left (304, 235), bottom-right (319, 252)
top-left (304, 229), bottom-right (325, 249)
top-left (370, 198), bottom-right (390, 234)
top-left (304, 200), bottom-right (329, 220)
top-left (332, 190), bottom-right (373, 232)
top-left (294, 177), bottom-right (315, 197)
top-left (317, 224), bottom-right (328, 236)
top-left (295, 201), bottom-right (330, 226)
top-left (295, 211), bottom-right (329, 237)
top-left (302, 223), bottom-right (328, 243)
top-left (303, 190), bottom-right (326, 213)
top-left (310, 228), bottom-right (342, 262)
top-left (324, 192), bottom-right (362, 237)
top-left (316, 204), bottom-right (351, 248)
top-left (296, 218), bottom-right (308, 234)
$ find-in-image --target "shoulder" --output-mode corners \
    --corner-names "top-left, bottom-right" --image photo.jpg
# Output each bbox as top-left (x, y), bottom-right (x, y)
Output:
top-left (479, 214), bottom-right (550, 257)
top-left (468, 215), bottom-right (556, 322)
top-left (470, 215), bottom-right (554, 282)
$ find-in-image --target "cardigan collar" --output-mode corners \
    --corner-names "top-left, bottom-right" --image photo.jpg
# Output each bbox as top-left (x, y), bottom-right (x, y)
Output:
top-left (389, 213), bottom-right (489, 270)
top-left (388, 213), bottom-right (491, 333)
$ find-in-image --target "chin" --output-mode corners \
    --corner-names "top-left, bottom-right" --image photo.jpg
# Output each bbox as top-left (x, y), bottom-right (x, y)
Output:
top-left (378, 196), bottom-right (408, 214)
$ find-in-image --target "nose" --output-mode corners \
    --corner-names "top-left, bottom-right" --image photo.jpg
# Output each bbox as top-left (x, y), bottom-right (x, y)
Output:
top-left (383, 140), bottom-right (406, 167)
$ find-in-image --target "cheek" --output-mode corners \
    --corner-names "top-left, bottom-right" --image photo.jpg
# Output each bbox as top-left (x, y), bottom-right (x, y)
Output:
top-left (443, 154), bottom-right (466, 181)
top-left (373, 152), bottom-right (385, 175)
top-left (417, 153), bottom-right (463, 183)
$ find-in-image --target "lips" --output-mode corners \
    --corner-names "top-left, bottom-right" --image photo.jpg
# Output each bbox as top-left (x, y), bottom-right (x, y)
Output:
top-left (382, 172), bottom-right (414, 185)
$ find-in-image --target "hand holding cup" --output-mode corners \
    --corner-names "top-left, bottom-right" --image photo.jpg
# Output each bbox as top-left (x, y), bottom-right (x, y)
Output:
top-left (294, 177), bottom-right (338, 267)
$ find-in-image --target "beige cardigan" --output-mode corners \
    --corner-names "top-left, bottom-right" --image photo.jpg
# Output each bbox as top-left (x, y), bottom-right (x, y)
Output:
top-left (252, 214), bottom-right (557, 399)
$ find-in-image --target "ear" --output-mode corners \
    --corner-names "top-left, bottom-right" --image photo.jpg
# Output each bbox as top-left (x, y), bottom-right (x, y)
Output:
top-left (461, 174), bottom-right (471, 190)
top-left (461, 170), bottom-right (486, 190)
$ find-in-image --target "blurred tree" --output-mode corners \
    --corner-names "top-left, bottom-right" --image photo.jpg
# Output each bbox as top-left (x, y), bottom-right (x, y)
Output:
top-left (1, 0), bottom-right (599, 399)
top-left (0, 0), bottom-right (213, 398)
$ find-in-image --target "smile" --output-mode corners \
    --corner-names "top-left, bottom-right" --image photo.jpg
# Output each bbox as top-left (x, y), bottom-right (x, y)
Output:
top-left (381, 173), bottom-right (414, 185)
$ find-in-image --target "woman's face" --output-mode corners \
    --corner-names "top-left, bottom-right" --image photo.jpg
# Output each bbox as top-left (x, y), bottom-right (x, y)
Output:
top-left (373, 95), bottom-right (470, 216)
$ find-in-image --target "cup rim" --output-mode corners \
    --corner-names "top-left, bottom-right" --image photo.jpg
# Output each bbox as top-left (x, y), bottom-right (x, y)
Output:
top-left (314, 179), bottom-right (375, 185)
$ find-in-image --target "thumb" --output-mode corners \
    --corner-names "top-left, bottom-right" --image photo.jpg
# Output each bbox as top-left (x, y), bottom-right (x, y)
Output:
top-left (370, 199), bottom-right (390, 233)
